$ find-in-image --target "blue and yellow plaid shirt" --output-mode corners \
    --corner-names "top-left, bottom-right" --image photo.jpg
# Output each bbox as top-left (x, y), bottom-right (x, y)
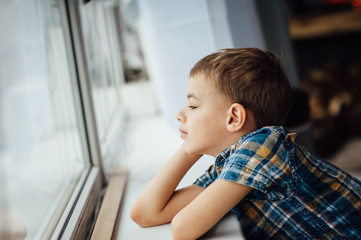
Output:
top-left (194, 126), bottom-right (361, 239)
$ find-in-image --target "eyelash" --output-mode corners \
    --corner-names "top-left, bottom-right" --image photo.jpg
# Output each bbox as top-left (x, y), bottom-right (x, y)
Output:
top-left (188, 105), bottom-right (197, 110)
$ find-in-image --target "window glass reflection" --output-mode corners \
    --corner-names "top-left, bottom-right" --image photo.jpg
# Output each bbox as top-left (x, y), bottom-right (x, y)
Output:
top-left (78, 1), bottom-right (124, 144)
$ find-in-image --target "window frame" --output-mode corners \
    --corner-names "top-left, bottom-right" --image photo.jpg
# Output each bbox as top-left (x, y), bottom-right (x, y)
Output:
top-left (48, 0), bottom-right (106, 238)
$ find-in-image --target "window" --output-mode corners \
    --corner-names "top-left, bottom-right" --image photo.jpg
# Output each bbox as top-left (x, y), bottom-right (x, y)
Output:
top-left (0, 0), bottom-right (89, 239)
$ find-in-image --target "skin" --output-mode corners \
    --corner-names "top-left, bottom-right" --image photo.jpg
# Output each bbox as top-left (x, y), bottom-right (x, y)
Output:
top-left (131, 74), bottom-right (256, 240)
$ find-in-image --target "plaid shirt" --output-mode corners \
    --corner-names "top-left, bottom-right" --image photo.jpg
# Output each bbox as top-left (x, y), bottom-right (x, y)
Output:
top-left (194, 126), bottom-right (361, 239)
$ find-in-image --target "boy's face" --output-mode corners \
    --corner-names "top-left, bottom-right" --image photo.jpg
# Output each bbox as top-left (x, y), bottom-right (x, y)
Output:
top-left (176, 74), bottom-right (232, 157)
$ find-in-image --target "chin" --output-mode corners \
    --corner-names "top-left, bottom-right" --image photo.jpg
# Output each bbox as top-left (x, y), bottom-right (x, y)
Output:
top-left (183, 144), bottom-right (198, 155)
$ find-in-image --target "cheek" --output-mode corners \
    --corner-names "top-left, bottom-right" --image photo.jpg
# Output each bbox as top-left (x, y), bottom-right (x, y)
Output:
top-left (195, 116), bottom-right (224, 137)
top-left (188, 108), bottom-right (227, 132)
top-left (189, 114), bottom-right (209, 131)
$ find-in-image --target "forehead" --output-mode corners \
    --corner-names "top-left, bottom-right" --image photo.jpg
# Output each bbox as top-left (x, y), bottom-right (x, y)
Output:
top-left (187, 74), bottom-right (230, 104)
top-left (187, 74), bottom-right (217, 96)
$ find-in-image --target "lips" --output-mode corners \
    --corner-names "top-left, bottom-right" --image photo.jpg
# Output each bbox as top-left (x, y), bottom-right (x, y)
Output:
top-left (179, 128), bottom-right (188, 138)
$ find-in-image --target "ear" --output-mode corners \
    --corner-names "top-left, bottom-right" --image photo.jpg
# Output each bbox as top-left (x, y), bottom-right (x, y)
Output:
top-left (226, 103), bottom-right (246, 133)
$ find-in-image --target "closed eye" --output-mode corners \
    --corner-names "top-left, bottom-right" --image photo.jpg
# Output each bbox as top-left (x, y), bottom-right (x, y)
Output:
top-left (188, 105), bottom-right (197, 109)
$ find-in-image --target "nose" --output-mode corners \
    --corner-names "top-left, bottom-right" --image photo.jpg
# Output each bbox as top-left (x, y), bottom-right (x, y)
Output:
top-left (176, 108), bottom-right (185, 122)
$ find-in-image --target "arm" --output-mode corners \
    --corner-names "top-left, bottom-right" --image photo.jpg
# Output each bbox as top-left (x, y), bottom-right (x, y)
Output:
top-left (130, 144), bottom-right (204, 227)
top-left (171, 179), bottom-right (253, 240)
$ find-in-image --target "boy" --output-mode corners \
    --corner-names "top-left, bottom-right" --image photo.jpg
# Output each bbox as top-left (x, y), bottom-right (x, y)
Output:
top-left (131, 48), bottom-right (361, 239)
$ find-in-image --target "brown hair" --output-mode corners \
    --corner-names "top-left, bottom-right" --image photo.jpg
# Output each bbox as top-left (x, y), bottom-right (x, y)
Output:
top-left (190, 48), bottom-right (292, 128)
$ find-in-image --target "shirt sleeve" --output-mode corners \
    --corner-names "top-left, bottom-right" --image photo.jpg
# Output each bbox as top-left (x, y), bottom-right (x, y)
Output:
top-left (193, 164), bottom-right (217, 189)
top-left (219, 130), bottom-right (294, 198)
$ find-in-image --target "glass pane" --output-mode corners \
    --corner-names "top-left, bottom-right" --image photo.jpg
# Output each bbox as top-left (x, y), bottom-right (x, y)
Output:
top-left (0, 0), bottom-right (87, 239)
top-left (78, 1), bottom-right (123, 144)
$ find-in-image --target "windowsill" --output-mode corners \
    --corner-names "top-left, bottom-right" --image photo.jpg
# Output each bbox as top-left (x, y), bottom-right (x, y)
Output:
top-left (117, 180), bottom-right (244, 240)
top-left (115, 113), bottom-right (245, 239)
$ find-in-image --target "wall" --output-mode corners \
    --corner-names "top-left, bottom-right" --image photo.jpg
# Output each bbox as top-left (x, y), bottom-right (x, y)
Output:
top-left (136, 0), bottom-right (297, 129)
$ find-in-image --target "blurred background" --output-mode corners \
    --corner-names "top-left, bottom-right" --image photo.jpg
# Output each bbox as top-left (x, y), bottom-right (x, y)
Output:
top-left (287, 0), bottom-right (361, 158)
top-left (1, 0), bottom-right (361, 239)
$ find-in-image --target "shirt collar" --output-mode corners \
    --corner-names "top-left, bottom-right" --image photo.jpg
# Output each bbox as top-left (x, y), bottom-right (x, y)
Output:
top-left (215, 126), bottom-right (294, 164)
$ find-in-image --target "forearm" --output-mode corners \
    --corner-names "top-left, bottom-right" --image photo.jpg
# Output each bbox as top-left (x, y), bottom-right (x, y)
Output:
top-left (131, 144), bottom-right (202, 226)
top-left (171, 180), bottom-right (253, 240)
